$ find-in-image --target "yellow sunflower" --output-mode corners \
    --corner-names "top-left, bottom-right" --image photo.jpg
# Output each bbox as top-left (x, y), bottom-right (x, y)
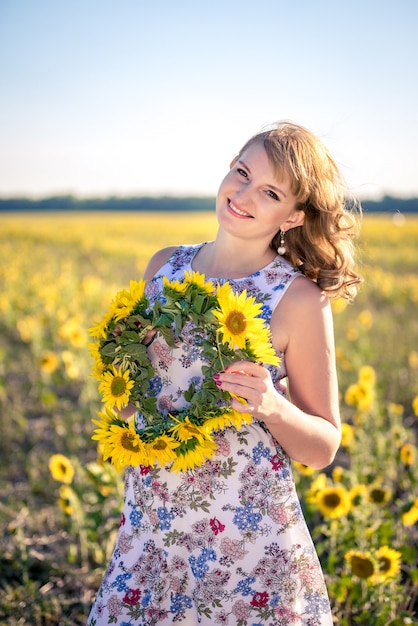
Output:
top-left (316, 485), bottom-right (351, 519)
top-left (91, 407), bottom-right (119, 455)
top-left (213, 283), bottom-right (266, 349)
top-left (168, 417), bottom-right (207, 443)
top-left (203, 412), bottom-right (236, 433)
top-left (349, 484), bottom-right (369, 508)
top-left (344, 383), bottom-right (360, 406)
top-left (400, 443), bottom-right (416, 466)
top-left (163, 275), bottom-right (188, 294)
top-left (146, 435), bottom-right (181, 466)
top-left (88, 341), bottom-right (106, 379)
top-left (40, 351), bottom-right (59, 374)
top-left (98, 365), bottom-right (134, 410)
top-left (58, 485), bottom-right (76, 515)
top-left (246, 327), bottom-right (280, 366)
top-left (49, 454), bottom-right (75, 485)
top-left (373, 546), bottom-right (402, 583)
top-left (356, 382), bottom-right (375, 412)
top-left (89, 309), bottom-right (114, 339)
top-left (227, 407), bottom-right (253, 430)
top-left (340, 422), bottom-right (354, 447)
top-left (306, 472), bottom-right (328, 503)
top-left (183, 270), bottom-right (215, 294)
top-left (293, 461), bottom-right (316, 476)
top-left (111, 279), bottom-right (147, 321)
top-left (345, 550), bottom-right (375, 580)
top-left (331, 465), bottom-right (344, 483)
top-left (368, 485), bottom-right (391, 505)
top-left (171, 437), bottom-right (217, 473)
top-left (344, 382), bottom-right (375, 412)
top-left (104, 422), bottom-right (149, 471)
top-left (358, 365), bottom-right (376, 386)
top-left (202, 409), bottom-right (252, 434)
top-left (402, 498), bottom-right (418, 527)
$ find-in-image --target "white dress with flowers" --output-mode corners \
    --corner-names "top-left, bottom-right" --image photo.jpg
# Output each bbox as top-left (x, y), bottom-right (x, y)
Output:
top-left (88, 244), bottom-right (333, 626)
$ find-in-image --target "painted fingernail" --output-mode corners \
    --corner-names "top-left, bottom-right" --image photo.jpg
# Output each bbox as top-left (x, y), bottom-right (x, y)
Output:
top-left (214, 380), bottom-right (222, 387)
top-left (213, 374), bottom-right (220, 381)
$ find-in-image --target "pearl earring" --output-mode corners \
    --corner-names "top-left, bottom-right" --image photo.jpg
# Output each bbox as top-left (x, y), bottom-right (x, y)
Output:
top-left (277, 230), bottom-right (286, 255)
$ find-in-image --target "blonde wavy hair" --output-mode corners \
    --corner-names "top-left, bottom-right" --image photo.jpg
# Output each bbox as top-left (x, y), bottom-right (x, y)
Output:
top-left (238, 121), bottom-right (362, 300)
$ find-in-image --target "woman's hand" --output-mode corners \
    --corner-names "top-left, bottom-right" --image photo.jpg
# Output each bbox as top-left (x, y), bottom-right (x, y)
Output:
top-left (120, 404), bottom-right (137, 420)
top-left (214, 360), bottom-right (282, 425)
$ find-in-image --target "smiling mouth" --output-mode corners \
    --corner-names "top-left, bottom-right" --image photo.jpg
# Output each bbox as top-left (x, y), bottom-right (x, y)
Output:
top-left (228, 200), bottom-right (253, 218)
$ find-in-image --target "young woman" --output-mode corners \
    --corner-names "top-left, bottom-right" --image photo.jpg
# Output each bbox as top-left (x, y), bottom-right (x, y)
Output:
top-left (88, 121), bottom-right (361, 625)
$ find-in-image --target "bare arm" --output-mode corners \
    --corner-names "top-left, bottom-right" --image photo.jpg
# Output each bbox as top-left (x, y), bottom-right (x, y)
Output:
top-left (216, 277), bottom-right (341, 469)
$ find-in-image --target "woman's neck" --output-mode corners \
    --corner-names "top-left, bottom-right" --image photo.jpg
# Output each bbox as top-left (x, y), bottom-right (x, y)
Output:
top-left (193, 233), bottom-right (277, 279)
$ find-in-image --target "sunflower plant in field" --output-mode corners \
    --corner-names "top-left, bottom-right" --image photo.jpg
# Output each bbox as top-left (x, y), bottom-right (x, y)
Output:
top-left (293, 364), bottom-right (418, 624)
top-left (89, 270), bottom-right (279, 473)
top-left (48, 453), bottom-right (123, 566)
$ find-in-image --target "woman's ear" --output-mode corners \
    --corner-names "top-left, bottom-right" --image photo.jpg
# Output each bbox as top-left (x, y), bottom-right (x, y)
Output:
top-left (280, 209), bottom-right (305, 232)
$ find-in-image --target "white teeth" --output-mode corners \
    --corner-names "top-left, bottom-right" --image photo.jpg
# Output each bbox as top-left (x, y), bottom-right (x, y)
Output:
top-left (229, 201), bottom-right (251, 217)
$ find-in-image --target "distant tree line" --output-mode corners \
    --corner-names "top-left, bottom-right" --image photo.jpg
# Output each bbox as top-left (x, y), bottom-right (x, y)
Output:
top-left (0, 196), bottom-right (214, 212)
top-left (0, 194), bottom-right (417, 213)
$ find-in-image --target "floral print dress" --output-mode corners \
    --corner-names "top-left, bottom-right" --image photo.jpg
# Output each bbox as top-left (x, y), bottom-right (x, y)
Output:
top-left (87, 244), bottom-right (333, 626)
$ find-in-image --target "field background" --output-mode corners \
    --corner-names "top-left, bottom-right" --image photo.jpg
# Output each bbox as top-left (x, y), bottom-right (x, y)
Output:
top-left (0, 211), bottom-right (417, 625)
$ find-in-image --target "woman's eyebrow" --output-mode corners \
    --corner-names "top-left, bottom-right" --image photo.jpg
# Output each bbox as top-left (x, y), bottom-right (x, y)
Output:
top-left (237, 159), bottom-right (287, 198)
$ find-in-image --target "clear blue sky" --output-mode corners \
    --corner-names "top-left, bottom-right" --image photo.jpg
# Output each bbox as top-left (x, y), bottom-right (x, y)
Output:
top-left (1, 0), bottom-right (417, 199)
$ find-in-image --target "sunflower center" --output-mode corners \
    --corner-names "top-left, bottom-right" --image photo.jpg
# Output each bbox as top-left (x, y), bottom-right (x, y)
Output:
top-left (110, 376), bottom-right (127, 397)
top-left (121, 431), bottom-right (139, 452)
top-left (153, 439), bottom-right (168, 451)
top-left (324, 493), bottom-right (342, 508)
top-left (378, 556), bottom-right (390, 574)
top-left (351, 555), bottom-right (374, 578)
top-left (225, 310), bottom-right (246, 335)
top-left (183, 423), bottom-right (199, 435)
top-left (369, 488), bottom-right (386, 503)
top-left (351, 494), bottom-right (363, 507)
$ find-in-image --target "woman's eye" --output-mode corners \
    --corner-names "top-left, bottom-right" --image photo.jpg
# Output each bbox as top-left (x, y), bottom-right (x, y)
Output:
top-left (237, 168), bottom-right (248, 178)
top-left (266, 189), bottom-right (279, 201)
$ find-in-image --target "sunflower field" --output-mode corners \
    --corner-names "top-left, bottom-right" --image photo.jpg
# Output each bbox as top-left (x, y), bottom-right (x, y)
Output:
top-left (0, 211), bottom-right (417, 625)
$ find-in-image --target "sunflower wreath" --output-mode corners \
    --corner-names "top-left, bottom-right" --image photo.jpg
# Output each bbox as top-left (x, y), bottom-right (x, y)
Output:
top-left (89, 270), bottom-right (280, 473)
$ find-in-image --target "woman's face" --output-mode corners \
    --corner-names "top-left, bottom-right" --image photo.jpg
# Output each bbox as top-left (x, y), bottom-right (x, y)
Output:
top-left (216, 142), bottom-right (303, 244)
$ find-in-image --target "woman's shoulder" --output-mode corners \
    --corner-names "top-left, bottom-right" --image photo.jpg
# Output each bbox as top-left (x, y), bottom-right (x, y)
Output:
top-left (143, 243), bottom-right (202, 280)
top-left (283, 273), bottom-right (331, 313)
top-left (143, 246), bottom-right (179, 280)
top-left (273, 273), bottom-right (331, 326)
top-left (271, 274), bottom-right (333, 355)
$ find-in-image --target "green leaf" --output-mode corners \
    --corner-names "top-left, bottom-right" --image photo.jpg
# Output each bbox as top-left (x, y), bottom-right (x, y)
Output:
top-left (192, 293), bottom-right (206, 315)
top-left (119, 330), bottom-right (142, 342)
top-left (157, 325), bottom-right (176, 347)
top-left (99, 342), bottom-right (118, 358)
top-left (121, 343), bottom-right (148, 358)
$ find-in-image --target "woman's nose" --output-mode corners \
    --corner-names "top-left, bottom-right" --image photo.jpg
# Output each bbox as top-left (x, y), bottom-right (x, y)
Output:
top-left (233, 180), bottom-right (252, 201)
